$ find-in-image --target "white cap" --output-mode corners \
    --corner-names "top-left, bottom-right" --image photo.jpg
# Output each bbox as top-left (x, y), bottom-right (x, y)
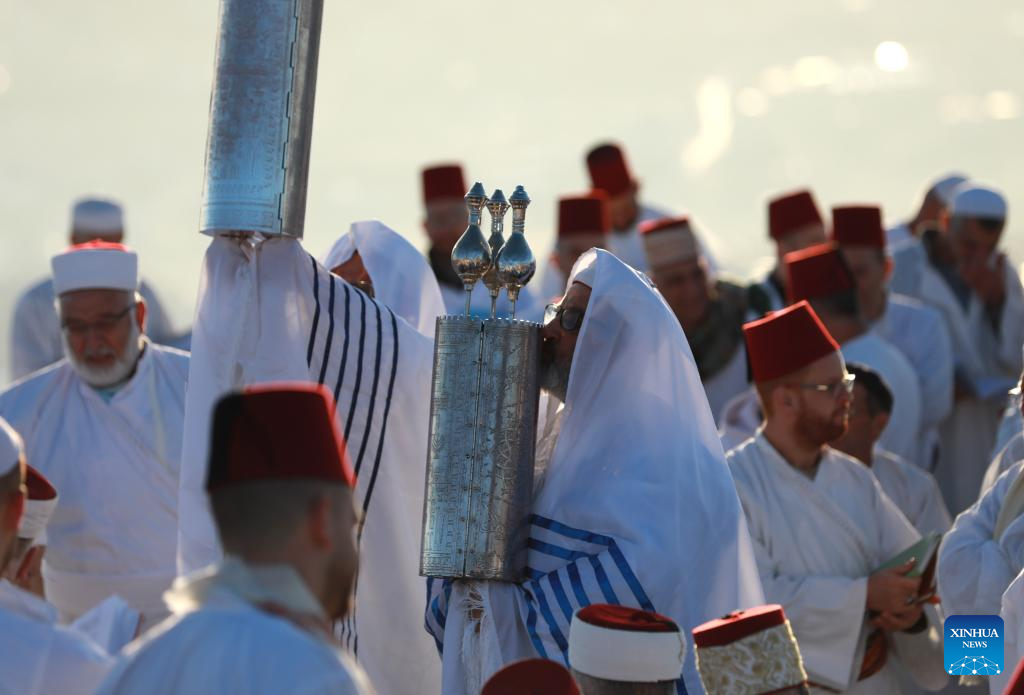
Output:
top-left (929, 173), bottom-right (968, 207)
top-left (0, 418), bottom-right (23, 478)
top-left (18, 466), bottom-right (57, 543)
top-left (950, 183), bottom-right (1007, 221)
top-left (568, 605), bottom-right (686, 683)
top-left (72, 198), bottom-right (124, 236)
top-left (51, 241), bottom-right (139, 296)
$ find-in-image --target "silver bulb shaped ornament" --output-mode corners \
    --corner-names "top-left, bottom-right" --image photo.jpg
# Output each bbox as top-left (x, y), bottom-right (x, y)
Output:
top-left (450, 182), bottom-right (492, 316)
top-left (495, 186), bottom-right (535, 318)
top-left (482, 189), bottom-right (510, 318)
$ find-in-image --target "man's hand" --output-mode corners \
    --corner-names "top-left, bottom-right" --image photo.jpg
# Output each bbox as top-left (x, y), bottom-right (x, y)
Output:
top-left (961, 252), bottom-right (1006, 307)
top-left (867, 559), bottom-right (922, 617)
top-left (870, 605), bottom-right (925, 632)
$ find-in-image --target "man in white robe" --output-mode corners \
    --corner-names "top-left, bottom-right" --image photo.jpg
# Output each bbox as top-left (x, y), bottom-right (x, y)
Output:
top-left (728, 300), bottom-right (946, 694)
top-left (832, 204), bottom-right (954, 471)
top-left (641, 216), bottom-right (749, 423)
top-left (747, 189), bottom-right (828, 317)
top-left (0, 241), bottom-right (187, 629)
top-left (99, 385), bottom-right (374, 695)
top-left (915, 184), bottom-right (1024, 513)
top-left (833, 364), bottom-right (952, 537)
top-left (177, 232), bottom-right (440, 694)
top-left (9, 198), bottom-right (176, 380)
top-left (0, 416), bottom-right (113, 694)
top-left (424, 249), bottom-right (765, 695)
top-left (994, 568), bottom-right (1024, 694)
top-left (786, 242), bottom-right (923, 464)
top-left (535, 193), bottom-right (611, 305)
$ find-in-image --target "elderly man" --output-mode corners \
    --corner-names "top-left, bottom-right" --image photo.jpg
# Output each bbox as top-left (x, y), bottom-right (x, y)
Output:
top-left (832, 204), bottom-right (954, 470)
top-left (0, 241), bottom-right (188, 628)
top-left (424, 249), bottom-right (764, 695)
top-left (98, 385), bottom-right (374, 694)
top-left (747, 189), bottom-right (827, 316)
top-left (785, 243), bottom-right (923, 464)
top-left (727, 301), bottom-right (946, 694)
top-left (832, 364), bottom-right (951, 537)
top-left (640, 215), bottom-right (748, 421)
top-left (916, 183), bottom-right (1024, 513)
top-left (9, 198), bottom-right (176, 380)
top-left (0, 417), bottom-right (112, 694)
top-left (179, 232), bottom-right (440, 693)
top-left (536, 192), bottom-right (611, 304)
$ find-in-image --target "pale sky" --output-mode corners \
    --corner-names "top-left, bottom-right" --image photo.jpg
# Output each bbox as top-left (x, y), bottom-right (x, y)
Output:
top-left (1, 0), bottom-right (1022, 382)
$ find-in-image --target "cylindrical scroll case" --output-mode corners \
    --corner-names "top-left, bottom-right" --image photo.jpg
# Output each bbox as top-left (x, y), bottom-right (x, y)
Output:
top-left (199, 0), bottom-right (323, 238)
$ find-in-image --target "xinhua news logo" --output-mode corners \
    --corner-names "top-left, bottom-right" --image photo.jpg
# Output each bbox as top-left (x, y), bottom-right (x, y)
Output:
top-left (944, 615), bottom-right (1004, 676)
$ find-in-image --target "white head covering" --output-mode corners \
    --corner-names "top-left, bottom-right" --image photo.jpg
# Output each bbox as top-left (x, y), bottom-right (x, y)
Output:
top-left (951, 183), bottom-right (1008, 220)
top-left (928, 173), bottom-right (968, 207)
top-left (320, 220), bottom-right (446, 337)
top-left (51, 242), bottom-right (139, 296)
top-left (569, 606), bottom-right (686, 682)
top-left (18, 466), bottom-right (58, 543)
top-left (0, 417), bottom-right (22, 478)
top-left (72, 198), bottom-right (123, 235)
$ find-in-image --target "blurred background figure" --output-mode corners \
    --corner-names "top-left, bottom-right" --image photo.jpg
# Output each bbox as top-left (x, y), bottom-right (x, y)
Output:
top-left (536, 192), bottom-right (610, 304)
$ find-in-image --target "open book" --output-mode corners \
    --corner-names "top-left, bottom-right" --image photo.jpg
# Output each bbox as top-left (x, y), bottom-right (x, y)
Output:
top-left (875, 532), bottom-right (942, 602)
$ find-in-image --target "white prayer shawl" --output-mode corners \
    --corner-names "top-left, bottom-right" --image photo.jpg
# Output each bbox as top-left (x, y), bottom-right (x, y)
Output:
top-left (95, 561), bottom-right (374, 695)
top-left (871, 448), bottom-right (952, 537)
top-left (917, 259), bottom-right (1024, 513)
top-left (993, 568), bottom-right (1024, 695)
top-left (0, 343), bottom-right (187, 627)
top-left (938, 460), bottom-right (1024, 619)
top-left (8, 276), bottom-right (176, 381)
top-left (982, 432), bottom-right (1024, 496)
top-left (0, 579), bottom-right (112, 694)
top-left (320, 220), bottom-right (446, 338)
top-left (718, 387), bottom-right (762, 453)
top-left (842, 330), bottom-right (923, 465)
top-left (727, 435), bottom-right (941, 693)
top-left (425, 249), bottom-right (765, 695)
top-left (176, 237), bottom-right (439, 695)
top-left (874, 293), bottom-right (954, 469)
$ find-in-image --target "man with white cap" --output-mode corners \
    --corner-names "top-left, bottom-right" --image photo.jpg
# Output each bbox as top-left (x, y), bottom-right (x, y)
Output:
top-left (727, 301), bottom-right (946, 694)
top-left (9, 197), bottom-right (176, 380)
top-left (568, 604), bottom-right (686, 694)
top-left (916, 183), bottom-right (1024, 513)
top-left (424, 249), bottom-right (764, 695)
top-left (0, 240), bottom-right (189, 629)
top-left (0, 415), bottom-right (113, 694)
top-left (97, 385), bottom-right (373, 695)
top-left (640, 216), bottom-right (749, 421)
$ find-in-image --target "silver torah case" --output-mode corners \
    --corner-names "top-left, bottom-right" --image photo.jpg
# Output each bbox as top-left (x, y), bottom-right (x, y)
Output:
top-left (199, 0), bottom-right (323, 238)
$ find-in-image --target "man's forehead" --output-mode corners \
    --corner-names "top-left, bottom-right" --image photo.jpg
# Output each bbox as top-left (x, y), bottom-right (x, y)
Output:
top-left (564, 281), bottom-right (592, 306)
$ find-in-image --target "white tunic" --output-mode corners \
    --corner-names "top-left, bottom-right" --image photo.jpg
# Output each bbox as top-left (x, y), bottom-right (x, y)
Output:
top-left (728, 434), bottom-right (945, 693)
top-left (871, 449), bottom-right (952, 537)
top-left (937, 460), bottom-right (1024, 618)
top-left (842, 331), bottom-right (923, 466)
top-left (917, 258), bottom-right (1024, 513)
top-left (0, 579), bottom-right (111, 694)
top-left (0, 342), bottom-right (187, 627)
top-left (888, 237), bottom-right (927, 301)
top-left (994, 568), bottom-right (1024, 695)
top-left (96, 561), bottom-right (374, 695)
top-left (982, 432), bottom-right (1024, 496)
top-left (8, 277), bottom-right (176, 381)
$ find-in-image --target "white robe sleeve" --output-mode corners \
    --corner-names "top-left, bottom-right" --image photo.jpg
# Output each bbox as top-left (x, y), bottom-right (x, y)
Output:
top-left (938, 461), bottom-right (1024, 617)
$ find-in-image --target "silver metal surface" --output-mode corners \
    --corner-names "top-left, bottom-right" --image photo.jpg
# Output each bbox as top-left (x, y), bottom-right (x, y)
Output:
top-left (450, 182), bottom-right (491, 315)
top-left (420, 316), bottom-right (541, 580)
top-left (482, 189), bottom-right (509, 318)
top-left (200, 0), bottom-right (323, 238)
top-left (496, 186), bottom-right (536, 316)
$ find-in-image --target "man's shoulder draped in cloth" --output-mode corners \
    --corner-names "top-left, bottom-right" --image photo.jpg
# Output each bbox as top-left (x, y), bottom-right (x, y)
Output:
top-left (177, 235), bottom-right (438, 695)
top-left (424, 249), bottom-right (764, 695)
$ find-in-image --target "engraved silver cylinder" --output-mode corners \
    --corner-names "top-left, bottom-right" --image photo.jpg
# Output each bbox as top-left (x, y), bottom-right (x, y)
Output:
top-left (420, 316), bottom-right (541, 580)
top-left (199, 0), bottom-right (323, 238)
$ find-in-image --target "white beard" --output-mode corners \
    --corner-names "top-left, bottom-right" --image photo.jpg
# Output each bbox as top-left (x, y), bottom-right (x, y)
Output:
top-left (63, 321), bottom-right (143, 388)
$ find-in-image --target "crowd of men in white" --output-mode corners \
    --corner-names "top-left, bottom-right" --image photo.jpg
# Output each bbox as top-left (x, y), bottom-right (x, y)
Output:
top-left (3, 143), bottom-right (1024, 694)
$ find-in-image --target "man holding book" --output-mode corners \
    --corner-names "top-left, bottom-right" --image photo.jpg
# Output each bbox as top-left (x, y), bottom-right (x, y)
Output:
top-left (727, 300), bottom-right (946, 693)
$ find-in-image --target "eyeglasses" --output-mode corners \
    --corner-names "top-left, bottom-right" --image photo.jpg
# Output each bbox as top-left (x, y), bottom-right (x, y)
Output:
top-left (61, 304), bottom-right (135, 336)
top-left (544, 303), bottom-right (586, 332)
top-left (792, 373), bottom-right (856, 399)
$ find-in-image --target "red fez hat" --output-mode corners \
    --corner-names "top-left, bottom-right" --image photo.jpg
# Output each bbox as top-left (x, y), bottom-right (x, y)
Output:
top-left (421, 164), bottom-right (467, 204)
top-left (831, 205), bottom-right (886, 249)
top-left (784, 242), bottom-right (854, 303)
top-left (743, 301), bottom-right (839, 383)
top-left (206, 383), bottom-right (355, 490)
top-left (692, 605), bottom-right (786, 648)
top-left (558, 193), bottom-right (610, 238)
top-left (639, 216), bottom-right (690, 237)
top-left (576, 604), bottom-right (679, 633)
top-left (65, 240), bottom-right (130, 253)
top-left (1006, 655), bottom-right (1024, 695)
top-left (25, 465), bottom-right (57, 501)
top-left (768, 189), bottom-right (824, 241)
top-left (586, 143), bottom-right (634, 197)
top-left (482, 659), bottom-right (580, 695)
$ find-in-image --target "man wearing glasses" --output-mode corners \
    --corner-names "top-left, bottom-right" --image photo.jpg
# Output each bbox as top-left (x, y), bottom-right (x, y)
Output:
top-left (0, 241), bottom-right (189, 633)
top-left (727, 300), bottom-right (946, 694)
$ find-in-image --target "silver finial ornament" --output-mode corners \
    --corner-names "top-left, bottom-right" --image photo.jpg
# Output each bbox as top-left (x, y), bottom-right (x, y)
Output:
top-left (496, 186), bottom-right (535, 317)
top-left (450, 182), bottom-right (491, 316)
top-left (483, 189), bottom-right (510, 318)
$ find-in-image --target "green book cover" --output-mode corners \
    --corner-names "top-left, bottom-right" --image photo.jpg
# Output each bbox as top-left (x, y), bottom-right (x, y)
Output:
top-left (875, 533), bottom-right (942, 578)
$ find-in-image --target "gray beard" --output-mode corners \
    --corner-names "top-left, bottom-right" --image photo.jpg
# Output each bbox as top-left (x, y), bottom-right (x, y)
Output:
top-left (63, 322), bottom-right (143, 388)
